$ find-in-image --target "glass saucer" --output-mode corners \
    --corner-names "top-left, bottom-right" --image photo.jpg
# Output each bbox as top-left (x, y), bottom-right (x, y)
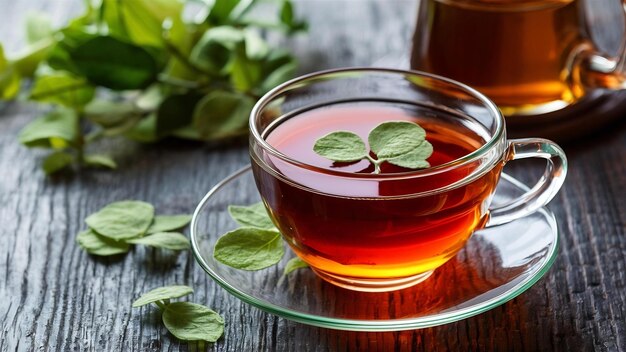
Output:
top-left (190, 166), bottom-right (559, 332)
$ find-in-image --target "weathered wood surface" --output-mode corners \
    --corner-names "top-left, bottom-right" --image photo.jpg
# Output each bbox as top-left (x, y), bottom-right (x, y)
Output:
top-left (0, 1), bottom-right (625, 351)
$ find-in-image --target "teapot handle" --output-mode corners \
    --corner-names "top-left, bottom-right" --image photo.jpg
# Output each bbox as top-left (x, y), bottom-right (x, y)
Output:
top-left (571, 1), bottom-right (626, 95)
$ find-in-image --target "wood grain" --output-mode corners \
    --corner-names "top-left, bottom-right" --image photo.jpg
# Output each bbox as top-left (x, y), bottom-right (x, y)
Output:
top-left (0, 1), bottom-right (625, 351)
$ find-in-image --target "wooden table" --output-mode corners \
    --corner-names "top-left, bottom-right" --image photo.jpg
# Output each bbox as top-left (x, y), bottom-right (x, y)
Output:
top-left (1, 1), bottom-right (625, 351)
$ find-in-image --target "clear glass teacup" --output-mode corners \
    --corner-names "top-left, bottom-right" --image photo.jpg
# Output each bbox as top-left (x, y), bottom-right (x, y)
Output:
top-left (249, 68), bottom-right (567, 292)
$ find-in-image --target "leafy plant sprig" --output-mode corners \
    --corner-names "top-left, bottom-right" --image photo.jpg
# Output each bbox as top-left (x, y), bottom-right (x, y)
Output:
top-left (76, 200), bottom-right (192, 255)
top-left (213, 202), bottom-right (308, 274)
top-left (133, 285), bottom-right (225, 343)
top-left (2, 0), bottom-right (306, 175)
top-left (313, 121), bottom-right (434, 174)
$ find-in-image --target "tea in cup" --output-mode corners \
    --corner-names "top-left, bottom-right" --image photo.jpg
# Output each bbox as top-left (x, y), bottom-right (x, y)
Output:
top-left (411, 0), bottom-right (626, 116)
top-left (250, 68), bottom-right (567, 292)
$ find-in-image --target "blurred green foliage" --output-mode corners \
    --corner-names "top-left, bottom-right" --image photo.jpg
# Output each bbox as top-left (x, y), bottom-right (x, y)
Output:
top-left (1, 0), bottom-right (306, 174)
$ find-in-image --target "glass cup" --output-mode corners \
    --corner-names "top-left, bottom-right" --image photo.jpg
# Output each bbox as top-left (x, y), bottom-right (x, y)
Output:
top-left (249, 68), bottom-right (567, 292)
top-left (411, 0), bottom-right (626, 116)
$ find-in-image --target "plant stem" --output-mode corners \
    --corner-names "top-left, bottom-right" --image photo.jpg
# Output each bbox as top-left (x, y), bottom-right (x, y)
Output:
top-left (154, 300), bottom-right (167, 311)
top-left (365, 155), bottom-right (382, 174)
top-left (76, 111), bottom-right (85, 166)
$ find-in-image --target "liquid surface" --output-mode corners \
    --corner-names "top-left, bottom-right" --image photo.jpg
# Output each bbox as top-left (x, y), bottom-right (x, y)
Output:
top-left (266, 105), bottom-right (483, 176)
top-left (253, 105), bottom-right (502, 282)
top-left (411, 0), bottom-right (583, 114)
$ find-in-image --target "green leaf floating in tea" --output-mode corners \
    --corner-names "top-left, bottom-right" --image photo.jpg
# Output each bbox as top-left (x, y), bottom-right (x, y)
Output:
top-left (313, 121), bottom-right (433, 174)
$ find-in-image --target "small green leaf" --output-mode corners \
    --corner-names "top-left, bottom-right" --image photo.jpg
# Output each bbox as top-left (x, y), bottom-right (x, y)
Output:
top-left (47, 25), bottom-right (96, 75)
top-left (0, 44), bottom-right (21, 99)
top-left (368, 121), bottom-right (426, 159)
top-left (104, 0), bottom-right (184, 48)
top-left (42, 151), bottom-right (74, 174)
top-left (30, 72), bottom-right (95, 108)
top-left (206, 0), bottom-right (240, 25)
top-left (156, 93), bottom-right (202, 137)
top-left (244, 30), bottom-right (269, 60)
top-left (162, 302), bottom-right (224, 342)
top-left (228, 203), bottom-right (275, 230)
top-left (230, 52), bottom-right (262, 93)
top-left (76, 229), bottom-right (130, 256)
top-left (26, 12), bottom-right (53, 44)
top-left (84, 154), bottom-right (117, 169)
top-left (214, 228), bottom-right (284, 270)
top-left (135, 85), bottom-right (163, 111)
top-left (85, 200), bottom-right (155, 240)
top-left (127, 232), bottom-right (190, 250)
top-left (132, 285), bottom-right (194, 307)
top-left (313, 131), bottom-right (367, 162)
top-left (70, 36), bottom-right (159, 90)
top-left (124, 114), bottom-right (158, 143)
top-left (259, 61), bottom-right (296, 94)
top-left (386, 140), bottom-right (433, 169)
top-left (11, 38), bottom-right (54, 78)
top-left (283, 257), bottom-right (309, 275)
top-left (189, 26), bottom-right (244, 75)
top-left (192, 90), bottom-right (254, 140)
top-left (280, 1), bottom-right (308, 33)
top-left (85, 99), bottom-right (138, 128)
top-left (19, 109), bottom-right (78, 148)
top-left (147, 215), bottom-right (192, 234)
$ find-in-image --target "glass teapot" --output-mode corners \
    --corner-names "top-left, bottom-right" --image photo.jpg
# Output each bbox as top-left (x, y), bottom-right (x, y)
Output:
top-left (411, 0), bottom-right (626, 116)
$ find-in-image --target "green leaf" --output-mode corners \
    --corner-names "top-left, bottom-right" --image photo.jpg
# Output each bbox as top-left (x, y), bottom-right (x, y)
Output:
top-left (42, 151), bottom-right (74, 174)
top-left (244, 30), bottom-right (269, 60)
top-left (0, 44), bottom-right (20, 99)
top-left (124, 114), bottom-right (158, 143)
top-left (313, 131), bottom-right (368, 162)
top-left (206, 0), bottom-right (240, 25)
top-left (26, 12), bottom-right (53, 44)
top-left (85, 200), bottom-right (155, 240)
top-left (85, 99), bottom-right (138, 128)
top-left (19, 109), bottom-right (77, 148)
top-left (135, 85), bottom-right (163, 111)
top-left (132, 285), bottom-right (194, 307)
top-left (192, 90), bottom-right (254, 140)
top-left (11, 37), bottom-right (55, 77)
top-left (70, 36), bottom-right (159, 90)
top-left (162, 302), bottom-right (224, 342)
top-left (76, 229), bottom-right (131, 256)
top-left (84, 154), bottom-right (117, 169)
top-left (259, 61), bottom-right (296, 94)
top-left (214, 227), bottom-right (284, 270)
top-left (368, 121), bottom-right (426, 159)
top-left (104, 0), bottom-right (183, 48)
top-left (228, 203), bottom-right (275, 230)
top-left (30, 72), bottom-right (95, 107)
top-left (230, 53), bottom-right (262, 93)
top-left (283, 257), bottom-right (308, 275)
top-left (189, 26), bottom-right (244, 75)
top-left (147, 215), bottom-right (192, 234)
top-left (279, 1), bottom-right (308, 33)
top-left (386, 140), bottom-right (433, 169)
top-left (47, 25), bottom-right (96, 75)
top-left (127, 232), bottom-right (190, 250)
top-left (156, 93), bottom-right (202, 137)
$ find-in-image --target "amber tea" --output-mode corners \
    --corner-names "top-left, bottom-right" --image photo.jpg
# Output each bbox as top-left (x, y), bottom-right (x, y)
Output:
top-left (411, 0), bottom-right (583, 114)
top-left (252, 104), bottom-right (502, 288)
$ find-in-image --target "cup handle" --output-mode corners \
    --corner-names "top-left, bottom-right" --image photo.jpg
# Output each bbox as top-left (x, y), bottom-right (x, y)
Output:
top-left (568, 1), bottom-right (626, 95)
top-left (486, 139), bottom-right (568, 227)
